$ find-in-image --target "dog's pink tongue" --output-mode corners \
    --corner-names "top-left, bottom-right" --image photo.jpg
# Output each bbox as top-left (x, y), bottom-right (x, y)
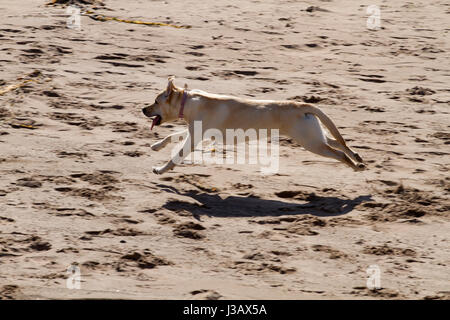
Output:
top-left (150, 116), bottom-right (158, 130)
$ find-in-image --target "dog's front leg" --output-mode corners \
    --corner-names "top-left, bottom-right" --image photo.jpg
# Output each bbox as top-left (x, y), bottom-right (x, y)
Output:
top-left (151, 129), bottom-right (188, 151)
top-left (152, 131), bottom-right (197, 175)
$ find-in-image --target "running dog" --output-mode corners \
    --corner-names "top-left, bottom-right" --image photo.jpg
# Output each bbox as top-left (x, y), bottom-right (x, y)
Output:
top-left (142, 77), bottom-right (365, 174)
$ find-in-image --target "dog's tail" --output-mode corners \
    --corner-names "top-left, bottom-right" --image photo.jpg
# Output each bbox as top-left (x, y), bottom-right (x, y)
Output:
top-left (302, 105), bottom-right (347, 146)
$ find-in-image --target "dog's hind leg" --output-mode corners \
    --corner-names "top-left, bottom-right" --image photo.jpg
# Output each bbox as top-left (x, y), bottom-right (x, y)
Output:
top-left (290, 113), bottom-right (364, 171)
top-left (325, 136), bottom-right (363, 163)
top-left (151, 129), bottom-right (188, 151)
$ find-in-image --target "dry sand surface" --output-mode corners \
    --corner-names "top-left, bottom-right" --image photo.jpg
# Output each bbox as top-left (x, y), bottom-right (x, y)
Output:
top-left (0, 0), bottom-right (449, 299)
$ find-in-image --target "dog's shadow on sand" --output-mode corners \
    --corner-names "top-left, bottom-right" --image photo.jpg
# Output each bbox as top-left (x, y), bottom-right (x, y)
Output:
top-left (158, 184), bottom-right (371, 218)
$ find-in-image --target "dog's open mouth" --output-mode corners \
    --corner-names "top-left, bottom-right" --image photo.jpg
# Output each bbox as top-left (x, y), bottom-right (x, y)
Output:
top-left (150, 115), bottom-right (162, 130)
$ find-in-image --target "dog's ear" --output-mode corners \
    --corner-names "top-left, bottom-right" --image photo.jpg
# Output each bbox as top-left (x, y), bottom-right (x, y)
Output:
top-left (165, 76), bottom-right (175, 97)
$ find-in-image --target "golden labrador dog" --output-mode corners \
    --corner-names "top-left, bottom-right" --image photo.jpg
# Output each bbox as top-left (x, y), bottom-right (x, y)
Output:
top-left (142, 77), bottom-right (365, 174)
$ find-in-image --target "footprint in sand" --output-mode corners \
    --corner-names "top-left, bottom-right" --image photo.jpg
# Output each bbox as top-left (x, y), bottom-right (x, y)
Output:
top-left (15, 177), bottom-right (42, 188)
top-left (362, 244), bottom-right (416, 257)
top-left (173, 222), bottom-right (206, 240)
top-left (190, 290), bottom-right (222, 300)
top-left (118, 251), bottom-right (173, 271)
top-left (311, 244), bottom-right (349, 260)
top-left (56, 151), bottom-right (87, 159)
top-left (0, 285), bottom-right (23, 300)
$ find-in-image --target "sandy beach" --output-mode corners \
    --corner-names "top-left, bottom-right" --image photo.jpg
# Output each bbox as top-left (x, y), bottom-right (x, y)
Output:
top-left (0, 0), bottom-right (448, 299)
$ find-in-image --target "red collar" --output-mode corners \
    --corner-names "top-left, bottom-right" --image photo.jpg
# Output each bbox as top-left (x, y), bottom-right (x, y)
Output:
top-left (178, 90), bottom-right (188, 118)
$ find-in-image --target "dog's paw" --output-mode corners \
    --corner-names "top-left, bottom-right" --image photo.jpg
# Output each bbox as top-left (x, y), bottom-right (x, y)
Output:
top-left (355, 163), bottom-right (366, 172)
top-left (151, 143), bottom-right (163, 151)
top-left (152, 166), bottom-right (163, 175)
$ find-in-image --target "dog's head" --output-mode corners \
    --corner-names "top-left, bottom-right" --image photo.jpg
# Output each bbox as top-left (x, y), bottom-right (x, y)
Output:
top-left (142, 77), bottom-right (181, 129)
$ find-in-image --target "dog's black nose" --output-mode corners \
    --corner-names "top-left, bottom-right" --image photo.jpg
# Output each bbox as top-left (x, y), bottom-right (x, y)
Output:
top-left (142, 107), bottom-right (147, 116)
